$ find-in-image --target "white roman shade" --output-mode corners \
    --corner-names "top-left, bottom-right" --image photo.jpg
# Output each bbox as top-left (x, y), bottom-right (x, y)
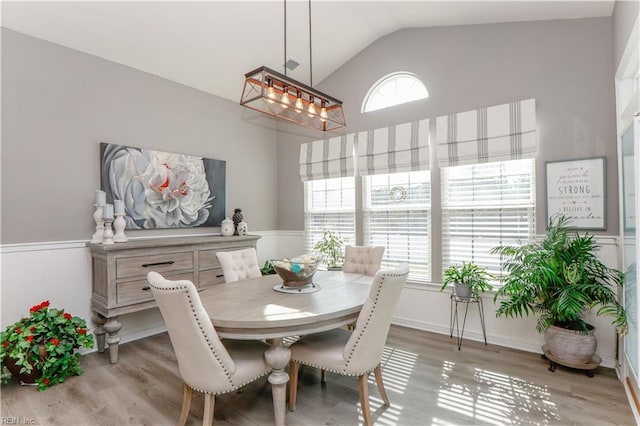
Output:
top-left (436, 98), bottom-right (537, 167)
top-left (299, 135), bottom-right (355, 181)
top-left (358, 119), bottom-right (429, 176)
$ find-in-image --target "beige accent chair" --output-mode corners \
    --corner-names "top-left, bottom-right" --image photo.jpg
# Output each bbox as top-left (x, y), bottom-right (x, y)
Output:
top-left (216, 248), bottom-right (262, 283)
top-left (342, 245), bottom-right (385, 276)
top-left (146, 271), bottom-right (271, 426)
top-left (288, 265), bottom-right (409, 426)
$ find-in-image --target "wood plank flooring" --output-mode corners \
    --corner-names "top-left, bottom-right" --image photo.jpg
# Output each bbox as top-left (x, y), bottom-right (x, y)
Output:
top-left (1, 325), bottom-right (634, 425)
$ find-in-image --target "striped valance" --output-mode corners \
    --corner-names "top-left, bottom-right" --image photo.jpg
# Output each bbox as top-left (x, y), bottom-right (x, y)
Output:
top-left (299, 134), bottom-right (355, 181)
top-left (436, 98), bottom-right (537, 167)
top-left (357, 119), bottom-right (430, 176)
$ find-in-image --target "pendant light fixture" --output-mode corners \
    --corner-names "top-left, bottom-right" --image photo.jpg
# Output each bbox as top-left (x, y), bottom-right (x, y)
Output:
top-left (240, 0), bottom-right (346, 132)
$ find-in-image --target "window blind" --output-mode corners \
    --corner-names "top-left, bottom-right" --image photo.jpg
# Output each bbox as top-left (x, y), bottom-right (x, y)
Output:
top-left (441, 159), bottom-right (535, 278)
top-left (363, 171), bottom-right (431, 282)
top-left (357, 119), bottom-right (429, 176)
top-left (436, 99), bottom-right (537, 167)
top-left (299, 135), bottom-right (355, 181)
top-left (304, 177), bottom-right (356, 254)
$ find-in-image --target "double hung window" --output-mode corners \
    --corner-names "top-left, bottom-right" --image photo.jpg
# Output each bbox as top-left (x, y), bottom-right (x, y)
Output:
top-left (363, 171), bottom-right (431, 282)
top-left (441, 159), bottom-right (536, 277)
top-left (304, 177), bottom-right (355, 254)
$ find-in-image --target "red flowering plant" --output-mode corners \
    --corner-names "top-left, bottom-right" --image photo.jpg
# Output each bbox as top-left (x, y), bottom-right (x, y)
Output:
top-left (0, 301), bottom-right (94, 390)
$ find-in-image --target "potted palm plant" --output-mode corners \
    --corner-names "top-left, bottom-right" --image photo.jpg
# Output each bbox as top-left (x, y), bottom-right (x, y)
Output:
top-left (491, 215), bottom-right (627, 367)
top-left (441, 262), bottom-right (494, 298)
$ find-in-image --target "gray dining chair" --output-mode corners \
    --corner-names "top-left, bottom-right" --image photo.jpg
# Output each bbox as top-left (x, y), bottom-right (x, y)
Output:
top-left (342, 245), bottom-right (385, 276)
top-left (146, 271), bottom-right (271, 426)
top-left (216, 247), bottom-right (262, 283)
top-left (288, 265), bottom-right (409, 426)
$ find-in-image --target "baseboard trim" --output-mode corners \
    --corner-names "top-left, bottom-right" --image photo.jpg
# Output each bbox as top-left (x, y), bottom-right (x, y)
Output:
top-left (392, 316), bottom-right (617, 369)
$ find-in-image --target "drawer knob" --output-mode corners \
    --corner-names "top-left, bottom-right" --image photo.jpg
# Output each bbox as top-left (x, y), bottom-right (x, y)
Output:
top-left (141, 261), bottom-right (175, 268)
top-left (216, 274), bottom-right (224, 278)
top-left (142, 286), bottom-right (151, 291)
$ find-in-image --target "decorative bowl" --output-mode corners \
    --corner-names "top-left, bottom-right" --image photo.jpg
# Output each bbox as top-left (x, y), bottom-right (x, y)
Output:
top-left (270, 255), bottom-right (321, 287)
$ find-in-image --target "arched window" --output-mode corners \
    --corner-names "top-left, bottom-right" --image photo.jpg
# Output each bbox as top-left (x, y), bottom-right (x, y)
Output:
top-left (361, 72), bottom-right (428, 113)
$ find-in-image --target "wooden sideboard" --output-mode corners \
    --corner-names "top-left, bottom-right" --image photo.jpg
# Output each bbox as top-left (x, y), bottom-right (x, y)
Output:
top-left (88, 234), bottom-right (261, 363)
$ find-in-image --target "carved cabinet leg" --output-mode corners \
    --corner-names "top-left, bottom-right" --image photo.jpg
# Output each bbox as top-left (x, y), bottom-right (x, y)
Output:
top-left (91, 313), bottom-right (107, 353)
top-left (103, 317), bottom-right (123, 364)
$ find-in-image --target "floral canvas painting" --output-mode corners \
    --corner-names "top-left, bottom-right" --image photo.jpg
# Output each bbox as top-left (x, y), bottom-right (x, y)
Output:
top-left (100, 143), bottom-right (226, 229)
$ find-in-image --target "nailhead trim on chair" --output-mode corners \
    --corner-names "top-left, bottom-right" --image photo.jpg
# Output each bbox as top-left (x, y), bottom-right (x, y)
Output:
top-left (292, 268), bottom-right (408, 376)
top-left (150, 280), bottom-right (271, 395)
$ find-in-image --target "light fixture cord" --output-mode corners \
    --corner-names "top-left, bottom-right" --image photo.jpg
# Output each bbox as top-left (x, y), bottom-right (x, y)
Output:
top-left (284, 0), bottom-right (287, 76)
top-left (308, 0), bottom-right (313, 87)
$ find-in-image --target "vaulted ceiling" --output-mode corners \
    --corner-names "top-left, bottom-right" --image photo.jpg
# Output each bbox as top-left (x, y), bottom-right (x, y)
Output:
top-left (1, 1), bottom-right (615, 102)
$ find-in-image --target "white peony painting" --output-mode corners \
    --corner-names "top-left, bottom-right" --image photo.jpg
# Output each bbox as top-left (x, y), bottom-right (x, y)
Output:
top-left (100, 143), bottom-right (226, 229)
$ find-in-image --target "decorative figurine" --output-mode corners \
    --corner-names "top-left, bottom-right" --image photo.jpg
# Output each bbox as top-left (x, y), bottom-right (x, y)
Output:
top-left (237, 221), bottom-right (248, 237)
top-left (220, 217), bottom-right (235, 237)
top-left (232, 208), bottom-right (243, 235)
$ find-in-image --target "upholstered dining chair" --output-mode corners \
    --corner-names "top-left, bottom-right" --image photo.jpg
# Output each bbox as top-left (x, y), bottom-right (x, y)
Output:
top-left (342, 245), bottom-right (385, 276)
top-left (146, 271), bottom-right (271, 426)
top-left (288, 265), bottom-right (409, 426)
top-left (216, 247), bottom-right (262, 283)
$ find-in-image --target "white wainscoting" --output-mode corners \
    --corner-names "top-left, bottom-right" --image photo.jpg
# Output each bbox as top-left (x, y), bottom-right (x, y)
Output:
top-left (0, 232), bottom-right (621, 367)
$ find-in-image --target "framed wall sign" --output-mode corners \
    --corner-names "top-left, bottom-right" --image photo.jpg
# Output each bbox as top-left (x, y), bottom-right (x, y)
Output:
top-left (545, 157), bottom-right (606, 230)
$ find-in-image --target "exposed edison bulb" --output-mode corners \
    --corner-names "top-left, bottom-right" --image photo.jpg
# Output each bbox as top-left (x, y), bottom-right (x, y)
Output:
top-left (266, 79), bottom-right (276, 104)
top-left (307, 96), bottom-right (317, 117)
top-left (295, 91), bottom-right (304, 111)
top-left (320, 101), bottom-right (328, 122)
top-left (281, 87), bottom-right (290, 108)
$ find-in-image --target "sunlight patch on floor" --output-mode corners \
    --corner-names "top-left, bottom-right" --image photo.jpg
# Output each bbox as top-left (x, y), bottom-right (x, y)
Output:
top-left (358, 346), bottom-right (419, 425)
top-left (373, 346), bottom-right (418, 395)
top-left (436, 361), bottom-right (561, 425)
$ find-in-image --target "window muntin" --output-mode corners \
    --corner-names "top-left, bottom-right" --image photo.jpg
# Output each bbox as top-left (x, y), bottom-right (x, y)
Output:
top-left (441, 159), bottom-right (536, 278)
top-left (363, 171), bottom-right (431, 282)
top-left (304, 177), bottom-right (355, 254)
top-left (362, 72), bottom-right (428, 113)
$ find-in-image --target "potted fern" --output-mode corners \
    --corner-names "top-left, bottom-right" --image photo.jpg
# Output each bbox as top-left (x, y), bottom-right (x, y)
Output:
top-left (441, 262), bottom-right (494, 299)
top-left (491, 215), bottom-right (627, 367)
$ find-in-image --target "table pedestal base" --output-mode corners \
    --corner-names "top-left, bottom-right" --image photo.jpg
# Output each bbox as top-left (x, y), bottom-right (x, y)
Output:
top-left (264, 338), bottom-right (291, 426)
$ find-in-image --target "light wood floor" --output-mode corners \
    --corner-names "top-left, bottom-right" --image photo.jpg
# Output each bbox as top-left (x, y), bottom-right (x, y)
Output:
top-left (1, 325), bottom-right (634, 425)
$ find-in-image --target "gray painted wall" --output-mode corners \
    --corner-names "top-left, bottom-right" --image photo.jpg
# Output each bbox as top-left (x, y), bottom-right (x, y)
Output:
top-left (1, 29), bottom-right (279, 244)
top-left (613, 0), bottom-right (639, 70)
top-left (277, 18), bottom-right (620, 242)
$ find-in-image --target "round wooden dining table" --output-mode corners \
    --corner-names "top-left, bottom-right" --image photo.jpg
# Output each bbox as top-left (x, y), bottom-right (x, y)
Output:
top-left (198, 270), bottom-right (373, 426)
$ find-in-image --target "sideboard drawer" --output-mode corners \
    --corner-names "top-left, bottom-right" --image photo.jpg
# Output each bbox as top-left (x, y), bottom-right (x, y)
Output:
top-left (116, 252), bottom-right (193, 279)
top-left (199, 249), bottom-right (221, 269)
top-left (199, 268), bottom-right (226, 288)
top-left (117, 272), bottom-right (194, 305)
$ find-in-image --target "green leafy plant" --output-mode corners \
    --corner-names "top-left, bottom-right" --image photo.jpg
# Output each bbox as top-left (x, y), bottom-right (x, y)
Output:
top-left (440, 262), bottom-right (494, 297)
top-left (260, 260), bottom-right (276, 275)
top-left (0, 301), bottom-right (94, 390)
top-left (491, 214), bottom-right (627, 335)
top-left (313, 230), bottom-right (346, 268)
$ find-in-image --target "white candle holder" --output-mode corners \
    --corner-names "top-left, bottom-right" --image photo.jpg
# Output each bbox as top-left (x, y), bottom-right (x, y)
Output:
top-left (113, 213), bottom-right (128, 243)
top-left (103, 218), bottom-right (115, 245)
top-left (91, 204), bottom-right (105, 243)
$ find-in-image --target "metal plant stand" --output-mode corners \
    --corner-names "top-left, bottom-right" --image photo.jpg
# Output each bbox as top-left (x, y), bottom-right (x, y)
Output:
top-left (449, 294), bottom-right (487, 350)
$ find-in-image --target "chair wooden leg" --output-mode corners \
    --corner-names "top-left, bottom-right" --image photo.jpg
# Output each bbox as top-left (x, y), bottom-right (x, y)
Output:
top-left (203, 393), bottom-right (215, 426)
top-left (374, 365), bottom-right (390, 406)
top-left (358, 374), bottom-right (373, 426)
top-left (321, 369), bottom-right (327, 383)
top-left (289, 361), bottom-right (300, 411)
top-left (178, 383), bottom-right (192, 426)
